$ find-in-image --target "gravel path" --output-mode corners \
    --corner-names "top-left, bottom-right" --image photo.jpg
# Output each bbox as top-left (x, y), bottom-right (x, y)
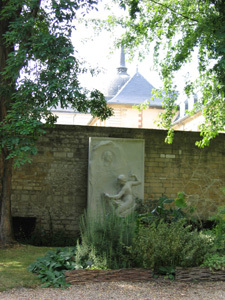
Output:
top-left (0, 280), bottom-right (225, 300)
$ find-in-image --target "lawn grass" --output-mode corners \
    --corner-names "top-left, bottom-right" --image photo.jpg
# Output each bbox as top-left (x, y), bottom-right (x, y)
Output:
top-left (0, 244), bottom-right (57, 291)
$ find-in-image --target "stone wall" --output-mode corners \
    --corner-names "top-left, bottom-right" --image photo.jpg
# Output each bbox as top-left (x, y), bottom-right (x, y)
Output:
top-left (9, 125), bottom-right (225, 237)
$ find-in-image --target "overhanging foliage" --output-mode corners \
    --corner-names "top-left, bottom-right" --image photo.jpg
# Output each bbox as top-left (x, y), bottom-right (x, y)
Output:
top-left (0, 0), bottom-right (112, 166)
top-left (103, 0), bottom-right (225, 146)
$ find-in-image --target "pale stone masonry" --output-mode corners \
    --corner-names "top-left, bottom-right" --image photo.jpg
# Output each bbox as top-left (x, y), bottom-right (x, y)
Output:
top-left (4, 125), bottom-right (225, 237)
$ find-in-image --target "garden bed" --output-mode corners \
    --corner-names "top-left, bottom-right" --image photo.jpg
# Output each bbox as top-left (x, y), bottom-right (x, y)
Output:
top-left (65, 267), bottom-right (225, 284)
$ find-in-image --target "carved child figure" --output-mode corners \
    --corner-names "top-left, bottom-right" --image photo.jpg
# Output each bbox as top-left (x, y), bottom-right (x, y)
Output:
top-left (104, 174), bottom-right (141, 217)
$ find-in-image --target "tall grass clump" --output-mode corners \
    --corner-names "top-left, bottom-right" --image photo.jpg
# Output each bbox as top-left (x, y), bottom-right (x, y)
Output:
top-left (75, 209), bottom-right (136, 269)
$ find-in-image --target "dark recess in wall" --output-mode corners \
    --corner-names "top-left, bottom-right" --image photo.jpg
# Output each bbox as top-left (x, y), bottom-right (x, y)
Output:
top-left (13, 217), bottom-right (36, 240)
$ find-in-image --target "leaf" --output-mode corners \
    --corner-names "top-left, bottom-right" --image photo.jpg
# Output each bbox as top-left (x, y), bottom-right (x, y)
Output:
top-left (175, 198), bottom-right (187, 209)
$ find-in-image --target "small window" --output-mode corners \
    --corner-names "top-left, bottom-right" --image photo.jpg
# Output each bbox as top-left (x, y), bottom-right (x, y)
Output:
top-left (194, 95), bottom-right (198, 104)
top-left (184, 100), bottom-right (188, 112)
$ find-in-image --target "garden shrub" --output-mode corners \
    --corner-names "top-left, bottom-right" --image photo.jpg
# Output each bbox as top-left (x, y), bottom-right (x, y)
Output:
top-left (210, 206), bottom-right (225, 253)
top-left (28, 247), bottom-right (76, 288)
top-left (75, 210), bottom-right (136, 269)
top-left (202, 253), bottom-right (225, 270)
top-left (28, 196), bottom-right (220, 288)
top-left (136, 192), bottom-right (195, 226)
top-left (132, 219), bottom-right (212, 272)
top-left (28, 210), bottom-right (137, 287)
top-left (200, 206), bottom-right (225, 270)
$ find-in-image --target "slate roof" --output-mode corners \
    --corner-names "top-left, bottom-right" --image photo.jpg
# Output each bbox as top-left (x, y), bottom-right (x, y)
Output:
top-left (51, 103), bottom-right (75, 113)
top-left (107, 71), bottom-right (163, 107)
top-left (106, 47), bottom-right (130, 100)
top-left (106, 72), bottom-right (130, 100)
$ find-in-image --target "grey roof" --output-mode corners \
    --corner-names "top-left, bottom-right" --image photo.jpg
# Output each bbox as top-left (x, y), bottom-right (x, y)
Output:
top-left (106, 47), bottom-right (130, 99)
top-left (107, 72), bottom-right (163, 107)
top-left (51, 103), bottom-right (76, 113)
top-left (106, 72), bottom-right (130, 99)
top-left (51, 103), bottom-right (90, 115)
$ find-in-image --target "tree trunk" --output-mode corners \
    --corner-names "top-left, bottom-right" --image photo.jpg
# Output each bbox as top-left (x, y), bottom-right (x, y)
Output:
top-left (0, 152), bottom-right (14, 246)
top-left (0, 7), bottom-right (16, 246)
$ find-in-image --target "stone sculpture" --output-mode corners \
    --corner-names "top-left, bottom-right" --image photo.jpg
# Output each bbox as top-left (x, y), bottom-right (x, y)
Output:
top-left (88, 137), bottom-right (144, 217)
top-left (104, 174), bottom-right (141, 217)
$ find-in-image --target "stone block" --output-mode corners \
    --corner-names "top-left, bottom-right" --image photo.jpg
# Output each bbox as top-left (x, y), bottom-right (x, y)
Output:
top-left (53, 152), bottom-right (67, 158)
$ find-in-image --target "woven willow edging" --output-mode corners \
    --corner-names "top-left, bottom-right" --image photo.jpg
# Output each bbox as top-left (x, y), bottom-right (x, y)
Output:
top-left (65, 267), bottom-right (225, 284)
top-left (176, 267), bottom-right (225, 281)
top-left (65, 268), bottom-right (153, 284)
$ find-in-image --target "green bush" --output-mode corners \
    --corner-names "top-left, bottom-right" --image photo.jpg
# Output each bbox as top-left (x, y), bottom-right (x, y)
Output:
top-left (28, 197), bottom-right (217, 288)
top-left (28, 210), bottom-right (137, 287)
top-left (210, 206), bottom-right (225, 253)
top-left (132, 219), bottom-right (212, 272)
top-left (202, 253), bottom-right (225, 270)
top-left (75, 210), bottom-right (136, 269)
top-left (136, 193), bottom-right (195, 226)
top-left (28, 247), bottom-right (76, 288)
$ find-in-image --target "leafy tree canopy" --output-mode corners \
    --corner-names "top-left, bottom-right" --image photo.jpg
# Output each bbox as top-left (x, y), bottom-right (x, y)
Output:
top-left (102, 0), bottom-right (225, 146)
top-left (0, 0), bottom-right (112, 166)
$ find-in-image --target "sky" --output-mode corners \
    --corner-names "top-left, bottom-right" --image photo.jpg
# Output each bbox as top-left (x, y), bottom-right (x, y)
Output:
top-left (72, 1), bottom-right (162, 93)
top-left (72, 1), bottom-right (199, 103)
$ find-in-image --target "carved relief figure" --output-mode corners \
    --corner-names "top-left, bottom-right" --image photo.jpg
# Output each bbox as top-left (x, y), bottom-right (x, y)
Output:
top-left (104, 174), bottom-right (141, 217)
top-left (88, 138), bottom-right (144, 216)
top-left (101, 150), bottom-right (114, 167)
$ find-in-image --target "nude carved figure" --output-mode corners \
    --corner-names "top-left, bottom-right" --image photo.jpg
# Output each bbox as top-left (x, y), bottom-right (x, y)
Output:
top-left (104, 174), bottom-right (141, 217)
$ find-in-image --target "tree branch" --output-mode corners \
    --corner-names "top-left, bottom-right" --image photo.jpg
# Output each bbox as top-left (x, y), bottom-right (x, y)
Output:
top-left (31, 0), bottom-right (41, 18)
top-left (148, 0), bottom-right (199, 23)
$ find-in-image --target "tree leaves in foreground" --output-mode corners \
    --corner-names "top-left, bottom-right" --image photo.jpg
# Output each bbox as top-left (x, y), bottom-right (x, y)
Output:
top-left (0, 0), bottom-right (112, 166)
top-left (112, 0), bottom-right (225, 146)
top-left (0, 0), bottom-right (112, 245)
